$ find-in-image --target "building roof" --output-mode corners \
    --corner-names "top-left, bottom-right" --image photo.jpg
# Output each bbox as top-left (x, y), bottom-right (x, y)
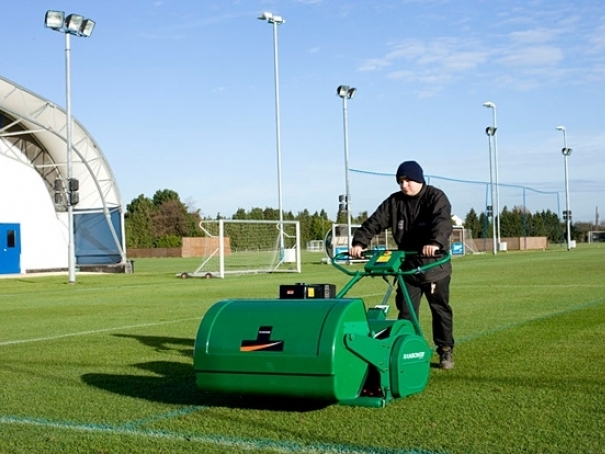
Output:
top-left (0, 74), bottom-right (122, 213)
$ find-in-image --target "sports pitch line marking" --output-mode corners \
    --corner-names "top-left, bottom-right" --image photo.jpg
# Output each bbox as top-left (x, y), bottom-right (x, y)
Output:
top-left (0, 415), bottom-right (435, 454)
top-left (0, 317), bottom-right (201, 347)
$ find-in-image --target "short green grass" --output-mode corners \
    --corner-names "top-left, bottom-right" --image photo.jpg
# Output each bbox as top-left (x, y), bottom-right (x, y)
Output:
top-left (1, 246), bottom-right (604, 454)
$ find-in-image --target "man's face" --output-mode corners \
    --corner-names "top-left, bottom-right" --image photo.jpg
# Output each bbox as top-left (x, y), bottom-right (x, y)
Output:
top-left (398, 178), bottom-right (423, 196)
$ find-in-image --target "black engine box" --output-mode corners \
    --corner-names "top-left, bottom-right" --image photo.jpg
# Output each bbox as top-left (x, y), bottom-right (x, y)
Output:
top-left (279, 283), bottom-right (336, 299)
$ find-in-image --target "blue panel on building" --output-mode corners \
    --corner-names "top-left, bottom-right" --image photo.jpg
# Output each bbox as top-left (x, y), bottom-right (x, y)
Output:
top-left (0, 223), bottom-right (21, 274)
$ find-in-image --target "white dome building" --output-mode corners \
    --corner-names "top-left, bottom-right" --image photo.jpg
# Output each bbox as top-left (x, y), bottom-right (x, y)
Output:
top-left (0, 75), bottom-right (125, 274)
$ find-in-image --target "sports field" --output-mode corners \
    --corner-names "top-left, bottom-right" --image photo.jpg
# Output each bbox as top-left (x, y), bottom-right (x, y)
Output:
top-left (1, 245), bottom-right (604, 454)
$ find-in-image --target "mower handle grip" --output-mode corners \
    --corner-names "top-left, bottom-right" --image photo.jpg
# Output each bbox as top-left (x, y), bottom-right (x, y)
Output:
top-left (330, 251), bottom-right (372, 276)
top-left (331, 249), bottom-right (451, 276)
top-left (336, 249), bottom-right (448, 260)
top-left (400, 249), bottom-right (449, 258)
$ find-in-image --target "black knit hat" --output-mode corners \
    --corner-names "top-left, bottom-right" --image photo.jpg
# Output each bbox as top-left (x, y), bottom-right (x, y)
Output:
top-left (396, 161), bottom-right (424, 184)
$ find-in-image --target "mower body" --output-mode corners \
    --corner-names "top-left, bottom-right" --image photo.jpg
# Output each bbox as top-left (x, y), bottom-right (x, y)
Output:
top-left (193, 250), bottom-right (449, 407)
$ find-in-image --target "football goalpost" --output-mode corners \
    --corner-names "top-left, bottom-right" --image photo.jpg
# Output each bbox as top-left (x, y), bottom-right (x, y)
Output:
top-left (180, 219), bottom-right (301, 279)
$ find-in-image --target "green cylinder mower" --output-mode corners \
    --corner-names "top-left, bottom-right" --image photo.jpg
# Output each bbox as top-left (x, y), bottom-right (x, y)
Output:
top-left (193, 249), bottom-right (451, 408)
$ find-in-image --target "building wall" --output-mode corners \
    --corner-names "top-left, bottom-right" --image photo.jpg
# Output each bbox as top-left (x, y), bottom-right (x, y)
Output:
top-left (0, 155), bottom-right (67, 272)
top-left (127, 237), bottom-right (231, 259)
top-left (467, 236), bottom-right (548, 252)
top-left (182, 237), bottom-right (230, 257)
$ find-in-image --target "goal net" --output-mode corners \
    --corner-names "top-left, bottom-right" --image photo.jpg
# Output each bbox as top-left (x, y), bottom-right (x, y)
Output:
top-left (184, 219), bottom-right (301, 278)
top-left (462, 228), bottom-right (480, 254)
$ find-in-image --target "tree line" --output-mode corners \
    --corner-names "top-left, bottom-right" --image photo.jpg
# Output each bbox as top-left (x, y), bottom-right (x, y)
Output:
top-left (124, 189), bottom-right (368, 249)
top-left (125, 189), bottom-right (597, 249)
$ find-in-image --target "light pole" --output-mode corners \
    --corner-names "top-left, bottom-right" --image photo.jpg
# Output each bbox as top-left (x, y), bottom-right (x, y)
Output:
top-left (337, 85), bottom-right (356, 250)
top-left (45, 10), bottom-right (95, 284)
top-left (483, 101), bottom-right (501, 250)
top-left (556, 126), bottom-right (573, 250)
top-left (485, 125), bottom-right (497, 255)
top-left (258, 12), bottom-right (285, 253)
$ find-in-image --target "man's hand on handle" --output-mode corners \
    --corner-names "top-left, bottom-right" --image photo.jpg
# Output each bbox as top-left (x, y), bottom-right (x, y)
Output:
top-left (422, 244), bottom-right (440, 257)
top-left (349, 245), bottom-right (364, 259)
top-left (350, 244), bottom-right (441, 259)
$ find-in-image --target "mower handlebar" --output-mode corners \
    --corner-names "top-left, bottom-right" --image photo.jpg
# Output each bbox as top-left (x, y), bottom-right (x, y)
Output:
top-left (331, 249), bottom-right (451, 277)
top-left (334, 249), bottom-right (448, 260)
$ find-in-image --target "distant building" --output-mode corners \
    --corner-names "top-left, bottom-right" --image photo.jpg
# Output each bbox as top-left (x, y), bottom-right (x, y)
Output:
top-left (451, 214), bottom-right (464, 227)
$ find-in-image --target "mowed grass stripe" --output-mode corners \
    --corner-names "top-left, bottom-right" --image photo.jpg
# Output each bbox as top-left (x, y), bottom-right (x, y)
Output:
top-left (457, 295), bottom-right (605, 343)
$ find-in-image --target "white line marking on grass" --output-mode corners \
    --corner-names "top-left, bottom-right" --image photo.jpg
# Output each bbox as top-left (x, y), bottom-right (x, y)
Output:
top-left (0, 317), bottom-right (201, 347)
top-left (119, 406), bottom-right (206, 429)
top-left (458, 296), bottom-right (605, 343)
top-left (0, 415), bottom-right (436, 454)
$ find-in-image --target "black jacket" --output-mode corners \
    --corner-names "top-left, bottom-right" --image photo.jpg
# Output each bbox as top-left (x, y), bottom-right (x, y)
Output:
top-left (352, 184), bottom-right (453, 284)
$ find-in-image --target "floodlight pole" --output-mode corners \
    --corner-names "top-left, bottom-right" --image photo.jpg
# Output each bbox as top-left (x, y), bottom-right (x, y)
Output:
top-left (258, 12), bottom-right (285, 253)
top-left (64, 31), bottom-right (76, 284)
top-left (483, 102), bottom-right (500, 250)
top-left (485, 126), bottom-right (497, 255)
top-left (557, 126), bottom-right (573, 250)
top-left (45, 10), bottom-right (95, 284)
top-left (337, 85), bottom-right (356, 250)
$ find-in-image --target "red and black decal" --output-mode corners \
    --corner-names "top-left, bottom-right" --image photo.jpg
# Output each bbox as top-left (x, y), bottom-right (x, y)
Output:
top-left (240, 325), bottom-right (284, 352)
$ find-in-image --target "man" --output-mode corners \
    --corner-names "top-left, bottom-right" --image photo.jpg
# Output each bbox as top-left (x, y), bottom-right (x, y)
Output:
top-left (349, 160), bottom-right (455, 369)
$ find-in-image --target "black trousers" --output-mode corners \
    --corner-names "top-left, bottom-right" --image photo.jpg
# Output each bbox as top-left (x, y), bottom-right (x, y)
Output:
top-left (395, 275), bottom-right (454, 353)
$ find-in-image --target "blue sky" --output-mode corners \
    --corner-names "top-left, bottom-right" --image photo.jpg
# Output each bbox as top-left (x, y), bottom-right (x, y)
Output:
top-left (4, 0), bottom-right (604, 223)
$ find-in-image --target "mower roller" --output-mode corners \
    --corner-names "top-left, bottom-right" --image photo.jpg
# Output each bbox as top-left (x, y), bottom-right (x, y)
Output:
top-left (193, 249), bottom-right (451, 408)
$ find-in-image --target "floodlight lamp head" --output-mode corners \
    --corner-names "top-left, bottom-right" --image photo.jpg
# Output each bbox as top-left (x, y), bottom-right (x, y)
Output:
top-left (258, 11), bottom-right (284, 24)
top-left (65, 14), bottom-right (84, 34)
top-left (337, 85), bottom-right (356, 99)
top-left (562, 147), bottom-right (572, 156)
top-left (337, 85), bottom-right (349, 97)
top-left (485, 126), bottom-right (497, 136)
top-left (80, 19), bottom-right (95, 37)
top-left (556, 125), bottom-right (565, 131)
top-left (45, 10), bottom-right (65, 30)
top-left (483, 101), bottom-right (496, 109)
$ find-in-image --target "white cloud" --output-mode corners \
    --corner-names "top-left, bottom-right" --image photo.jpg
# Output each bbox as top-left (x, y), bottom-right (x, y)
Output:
top-left (497, 45), bottom-right (564, 67)
top-left (358, 58), bottom-right (392, 72)
top-left (508, 28), bottom-right (558, 44)
top-left (587, 23), bottom-right (605, 52)
top-left (360, 37), bottom-right (487, 73)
